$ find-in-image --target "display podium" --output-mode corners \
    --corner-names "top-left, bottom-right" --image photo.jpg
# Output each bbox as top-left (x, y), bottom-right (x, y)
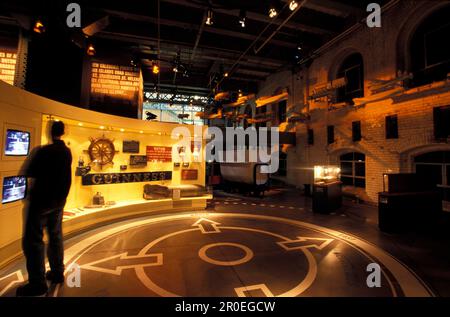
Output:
top-left (379, 173), bottom-right (442, 233)
top-left (312, 166), bottom-right (343, 214)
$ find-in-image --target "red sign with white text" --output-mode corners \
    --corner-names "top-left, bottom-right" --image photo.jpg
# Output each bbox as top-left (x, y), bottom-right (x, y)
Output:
top-left (146, 146), bottom-right (172, 162)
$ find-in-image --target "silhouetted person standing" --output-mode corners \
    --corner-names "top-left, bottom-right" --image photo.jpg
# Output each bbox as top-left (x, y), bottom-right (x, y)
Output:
top-left (17, 121), bottom-right (72, 296)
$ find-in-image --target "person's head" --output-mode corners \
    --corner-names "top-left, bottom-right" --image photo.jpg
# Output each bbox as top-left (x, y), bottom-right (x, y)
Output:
top-left (51, 121), bottom-right (65, 140)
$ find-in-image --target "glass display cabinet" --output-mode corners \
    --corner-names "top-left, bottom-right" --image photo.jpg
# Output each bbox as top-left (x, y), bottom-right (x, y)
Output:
top-left (313, 165), bottom-right (343, 213)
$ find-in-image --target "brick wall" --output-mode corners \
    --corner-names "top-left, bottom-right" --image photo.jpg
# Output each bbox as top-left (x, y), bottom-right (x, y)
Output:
top-left (257, 1), bottom-right (450, 203)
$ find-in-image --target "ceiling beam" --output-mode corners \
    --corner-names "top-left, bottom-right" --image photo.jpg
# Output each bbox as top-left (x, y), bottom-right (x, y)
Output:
top-left (0, 15), bottom-right (20, 26)
top-left (287, 0), bottom-right (362, 17)
top-left (160, 0), bottom-right (334, 35)
top-left (234, 68), bottom-right (271, 77)
top-left (100, 9), bottom-right (298, 49)
top-left (229, 76), bottom-right (264, 83)
top-left (96, 31), bottom-right (285, 68)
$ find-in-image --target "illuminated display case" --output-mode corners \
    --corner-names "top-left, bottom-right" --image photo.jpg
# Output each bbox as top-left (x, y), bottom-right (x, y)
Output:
top-left (314, 165), bottom-right (341, 184)
top-left (313, 165), bottom-right (342, 213)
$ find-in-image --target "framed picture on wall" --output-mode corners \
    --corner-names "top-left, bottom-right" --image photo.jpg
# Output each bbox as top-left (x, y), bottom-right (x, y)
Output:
top-left (123, 140), bottom-right (140, 153)
top-left (130, 155), bottom-right (147, 167)
top-left (181, 169), bottom-right (198, 180)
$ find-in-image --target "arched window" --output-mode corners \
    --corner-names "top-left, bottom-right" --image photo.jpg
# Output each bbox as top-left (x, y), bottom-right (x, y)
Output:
top-left (340, 152), bottom-right (365, 188)
top-left (409, 6), bottom-right (450, 87)
top-left (336, 53), bottom-right (364, 104)
top-left (414, 151), bottom-right (450, 211)
top-left (414, 151), bottom-right (450, 187)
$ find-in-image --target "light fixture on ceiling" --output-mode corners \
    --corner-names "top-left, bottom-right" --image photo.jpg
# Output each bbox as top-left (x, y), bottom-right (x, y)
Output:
top-left (239, 9), bottom-right (246, 28)
top-left (33, 19), bottom-right (45, 34)
top-left (86, 43), bottom-right (96, 56)
top-left (173, 51), bottom-right (181, 73)
top-left (268, 1), bottom-right (279, 18)
top-left (289, 1), bottom-right (299, 11)
top-left (131, 56), bottom-right (139, 67)
top-left (152, 61), bottom-right (160, 74)
top-left (224, 72), bottom-right (229, 77)
top-left (206, 8), bottom-right (214, 26)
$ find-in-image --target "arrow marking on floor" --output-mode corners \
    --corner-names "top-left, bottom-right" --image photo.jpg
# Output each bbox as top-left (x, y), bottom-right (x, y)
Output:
top-left (0, 270), bottom-right (24, 296)
top-left (277, 237), bottom-right (334, 251)
top-left (235, 284), bottom-right (274, 297)
top-left (81, 252), bottom-right (163, 276)
top-left (193, 218), bottom-right (221, 234)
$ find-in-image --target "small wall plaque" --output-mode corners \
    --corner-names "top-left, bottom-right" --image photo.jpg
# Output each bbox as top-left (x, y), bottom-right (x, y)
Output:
top-left (130, 155), bottom-right (148, 167)
top-left (181, 169), bottom-right (198, 180)
top-left (123, 140), bottom-right (140, 153)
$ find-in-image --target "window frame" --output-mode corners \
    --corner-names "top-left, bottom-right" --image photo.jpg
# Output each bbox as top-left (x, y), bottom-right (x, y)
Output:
top-left (340, 152), bottom-right (366, 188)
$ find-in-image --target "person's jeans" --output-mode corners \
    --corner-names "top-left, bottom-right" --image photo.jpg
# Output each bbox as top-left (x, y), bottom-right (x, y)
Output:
top-left (23, 206), bottom-right (64, 286)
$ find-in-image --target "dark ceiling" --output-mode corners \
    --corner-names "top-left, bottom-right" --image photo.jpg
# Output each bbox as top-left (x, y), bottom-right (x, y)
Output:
top-left (0, 0), bottom-right (389, 96)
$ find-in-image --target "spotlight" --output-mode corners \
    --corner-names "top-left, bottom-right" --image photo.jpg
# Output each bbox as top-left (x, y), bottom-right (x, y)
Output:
top-left (224, 72), bottom-right (229, 77)
top-left (86, 43), bottom-right (96, 56)
top-left (239, 9), bottom-right (246, 28)
top-left (33, 19), bottom-right (45, 34)
top-left (289, 0), bottom-right (299, 11)
top-left (173, 65), bottom-right (179, 73)
top-left (131, 57), bottom-right (138, 67)
top-left (152, 61), bottom-right (160, 74)
top-left (206, 8), bottom-right (214, 26)
top-left (268, 1), bottom-right (278, 18)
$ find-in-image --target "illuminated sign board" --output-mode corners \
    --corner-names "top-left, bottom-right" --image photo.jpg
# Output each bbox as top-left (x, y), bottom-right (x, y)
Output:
top-left (0, 51), bottom-right (17, 85)
top-left (90, 62), bottom-right (140, 100)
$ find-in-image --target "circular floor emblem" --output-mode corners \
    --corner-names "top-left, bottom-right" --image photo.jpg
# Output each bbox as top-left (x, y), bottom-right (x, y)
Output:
top-left (198, 243), bottom-right (254, 266)
top-left (47, 212), bottom-right (433, 297)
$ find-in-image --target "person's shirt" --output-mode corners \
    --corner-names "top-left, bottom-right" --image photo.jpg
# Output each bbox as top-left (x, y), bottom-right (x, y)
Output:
top-left (25, 139), bottom-right (72, 212)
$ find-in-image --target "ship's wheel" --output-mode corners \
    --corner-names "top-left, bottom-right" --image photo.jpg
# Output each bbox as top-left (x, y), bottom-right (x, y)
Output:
top-left (87, 137), bottom-right (118, 168)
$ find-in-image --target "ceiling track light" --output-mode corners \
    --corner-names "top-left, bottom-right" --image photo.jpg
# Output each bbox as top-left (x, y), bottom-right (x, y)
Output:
top-left (239, 9), bottom-right (246, 28)
top-left (33, 19), bottom-right (45, 34)
top-left (206, 8), bottom-right (214, 26)
top-left (269, 0), bottom-right (280, 18)
top-left (289, 0), bottom-right (299, 11)
top-left (152, 61), bottom-right (160, 74)
top-left (86, 43), bottom-right (96, 56)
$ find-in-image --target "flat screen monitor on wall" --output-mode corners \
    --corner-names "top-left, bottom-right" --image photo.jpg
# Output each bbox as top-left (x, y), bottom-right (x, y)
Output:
top-left (4, 129), bottom-right (30, 156)
top-left (2, 176), bottom-right (27, 204)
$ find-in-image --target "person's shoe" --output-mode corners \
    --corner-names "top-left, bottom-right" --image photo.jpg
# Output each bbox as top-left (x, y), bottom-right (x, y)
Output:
top-left (45, 271), bottom-right (65, 284)
top-left (16, 283), bottom-right (48, 297)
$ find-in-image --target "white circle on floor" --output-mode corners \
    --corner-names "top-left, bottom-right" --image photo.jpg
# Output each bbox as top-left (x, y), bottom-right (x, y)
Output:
top-left (198, 242), bottom-right (254, 266)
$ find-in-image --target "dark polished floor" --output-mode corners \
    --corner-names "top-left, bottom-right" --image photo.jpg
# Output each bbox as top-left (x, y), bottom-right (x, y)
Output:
top-left (1, 187), bottom-right (449, 297)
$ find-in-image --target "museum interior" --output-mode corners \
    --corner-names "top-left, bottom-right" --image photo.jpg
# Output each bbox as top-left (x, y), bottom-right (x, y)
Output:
top-left (0, 0), bottom-right (450, 298)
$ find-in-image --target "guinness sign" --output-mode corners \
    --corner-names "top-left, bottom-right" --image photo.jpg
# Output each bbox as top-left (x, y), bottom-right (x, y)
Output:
top-left (82, 171), bottom-right (172, 186)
